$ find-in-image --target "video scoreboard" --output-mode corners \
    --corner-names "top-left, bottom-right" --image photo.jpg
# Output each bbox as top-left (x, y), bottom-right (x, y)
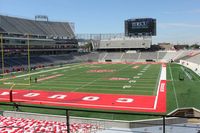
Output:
top-left (125, 18), bottom-right (156, 36)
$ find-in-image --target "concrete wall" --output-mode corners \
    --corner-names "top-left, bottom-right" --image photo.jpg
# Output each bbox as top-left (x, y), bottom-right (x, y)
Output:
top-left (2, 111), bottom-right (187, 129)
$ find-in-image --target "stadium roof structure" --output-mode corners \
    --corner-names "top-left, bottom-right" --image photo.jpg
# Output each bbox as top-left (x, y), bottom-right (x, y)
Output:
top-left (0, 15), bottom-right (75, 38)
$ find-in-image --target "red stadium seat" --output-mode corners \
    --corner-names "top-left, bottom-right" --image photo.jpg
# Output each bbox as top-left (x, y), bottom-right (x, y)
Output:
top-left (0, 115), bottom-right (99, 133)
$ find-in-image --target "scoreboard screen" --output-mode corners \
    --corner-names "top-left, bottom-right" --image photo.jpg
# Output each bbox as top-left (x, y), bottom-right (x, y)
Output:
top-left (125, 18), bottom-right (156, 36)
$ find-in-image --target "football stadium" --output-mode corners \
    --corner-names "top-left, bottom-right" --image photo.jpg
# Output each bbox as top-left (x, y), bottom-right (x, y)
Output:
top-left (0, 2), bottom-right (200, 133)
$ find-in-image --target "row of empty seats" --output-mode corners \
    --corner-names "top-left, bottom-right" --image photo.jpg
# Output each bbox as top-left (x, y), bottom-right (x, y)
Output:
top-left (98, 51), bottom-right (167, 61)
top-left (185, 54), bottom-right (200, 65)
top-left (0, 53), bottom-right (100, 72)
top-left (103, 53), bottom-right (123, 60)
top-left (0, 15), bottom-right (74, 38)
top-left (179, 52), bottom-right (200, 76)
top-left (99, 37), bottom-right (151, 49)
top-left (0, 115), bottom-right (99, 133)
top-left (121, 53), bottom-right (139, 62)
top-left (98, 50), bottom-right (200, 62)
top-left (1, 50), bottom-right (200, 72)
top-left (140, 52), bottom-right (157, 59)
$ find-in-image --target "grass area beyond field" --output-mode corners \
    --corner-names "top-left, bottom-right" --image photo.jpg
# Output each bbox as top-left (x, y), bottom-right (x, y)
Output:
top-left (167, 63), bottom-right (200, 112)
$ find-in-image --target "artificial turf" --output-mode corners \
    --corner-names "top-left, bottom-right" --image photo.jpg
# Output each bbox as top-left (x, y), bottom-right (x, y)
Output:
top-left (0, 62), bottom-right (200, 120)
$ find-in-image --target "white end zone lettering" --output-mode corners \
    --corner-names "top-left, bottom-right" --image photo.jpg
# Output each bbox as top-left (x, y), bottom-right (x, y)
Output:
top-left (160, 82), bottom-right (166, 92)
top-left (24, 93), bottom-right (40, 97)
top-left (116, 98), bottom-right (134, 103)
top-left (0, 92), bottom-right (17, 95)
top-left (82, 96), bottom-right (99, 101)
top-left (48, 95), bottom-right (67, 99)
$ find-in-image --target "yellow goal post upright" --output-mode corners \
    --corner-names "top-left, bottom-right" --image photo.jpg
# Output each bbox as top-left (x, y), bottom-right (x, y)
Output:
top-left (0, 34), bottom-right (31, 86)
top-left (27, 34), bottom-right (31, 85)
top-left (0, 34), bottom-right (4, 80)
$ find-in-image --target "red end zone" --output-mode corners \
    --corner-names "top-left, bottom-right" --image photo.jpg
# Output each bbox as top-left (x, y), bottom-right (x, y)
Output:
top-left (0, 80), bottom-right (166, 113)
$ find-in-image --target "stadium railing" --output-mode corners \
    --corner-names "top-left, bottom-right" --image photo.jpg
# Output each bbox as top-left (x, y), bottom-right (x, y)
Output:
top-left (1, 102), bottom-right (200, 133)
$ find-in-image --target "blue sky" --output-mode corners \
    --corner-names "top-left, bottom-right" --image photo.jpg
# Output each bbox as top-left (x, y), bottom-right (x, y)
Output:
top-left (0, 0), bottom-right (200, 44)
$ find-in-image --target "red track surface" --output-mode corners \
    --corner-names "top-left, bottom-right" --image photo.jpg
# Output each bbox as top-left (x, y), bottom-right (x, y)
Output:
top-left (0, 80), bottom-right (166, 113)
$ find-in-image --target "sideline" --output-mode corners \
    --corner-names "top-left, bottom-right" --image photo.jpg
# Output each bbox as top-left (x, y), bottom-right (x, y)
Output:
top-left (181, 66), bottom-right (192, 80)
top-left (153, 64), bottom-right (166, 109)
top-left (169, 64), bottom-right (179, 108)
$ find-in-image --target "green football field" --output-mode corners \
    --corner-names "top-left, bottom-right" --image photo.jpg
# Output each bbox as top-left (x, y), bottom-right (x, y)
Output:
top-left (0, 63), bottom-right (161, 95)
top-left (0, 62), bottom-right (200, 120)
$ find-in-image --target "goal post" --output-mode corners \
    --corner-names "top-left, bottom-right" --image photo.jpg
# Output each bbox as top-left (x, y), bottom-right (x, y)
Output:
top-left (0, 34), bottom-right (4, 80)
top-left (27, 34), bottom-right (31, 85)
top-left (0, 34), bottom-right (31, 86)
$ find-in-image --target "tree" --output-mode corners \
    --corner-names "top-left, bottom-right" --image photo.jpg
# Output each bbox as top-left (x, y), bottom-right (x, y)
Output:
top-left (84, 43), bottom-right (93, 52)
top-left (190, 43), bottom-right (200, 49)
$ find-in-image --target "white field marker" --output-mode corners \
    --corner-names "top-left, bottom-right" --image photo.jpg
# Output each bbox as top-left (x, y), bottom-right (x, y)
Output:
top-left (123, 85), bottom-right (131, 89)
top-left (129, 80), bottom-right (136, 83)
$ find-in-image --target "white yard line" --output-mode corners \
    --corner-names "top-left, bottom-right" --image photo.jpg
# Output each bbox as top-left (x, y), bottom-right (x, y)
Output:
top-left (15, 64), bottom-right (82, 78)
top-left (181, 67), bottom-right (192, 80)
top-left (181, 66), bottom-right (199, 81)
top-left (71, 64), bottom-right (133, 92)
top-left (71, 78), bottom-right (102, 92)
top-left (153, 65), bottom-right (162, 95)
top-left (169, 64), bottom-right (179, 108)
